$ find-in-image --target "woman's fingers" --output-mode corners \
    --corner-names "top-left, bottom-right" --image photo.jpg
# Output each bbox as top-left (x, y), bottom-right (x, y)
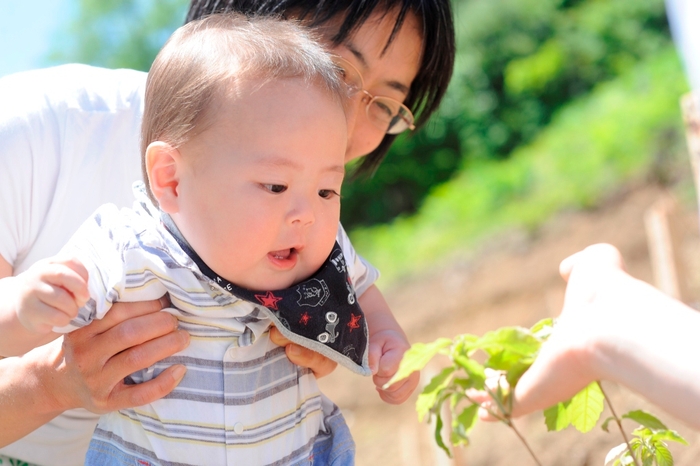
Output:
top-left (269, 326), bottom-right (338, 378)
top-left (105, 328), bottom-right (190, 383)
top-left (72, 297), bottom-right (175, 357)
top-left (81, 295), bottom-right (171, 337)
top-left (269, 325), bottom-right (291, 346)
top-left (55, 295), bottom-right (189, 413)
top-left (108, 364), bottom-right (188, 411)
top-left (287, 343), bottom-right (338, 378)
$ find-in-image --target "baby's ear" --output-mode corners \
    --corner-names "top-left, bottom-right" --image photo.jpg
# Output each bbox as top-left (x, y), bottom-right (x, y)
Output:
top-left (146, 141), bottom-right (181, 213)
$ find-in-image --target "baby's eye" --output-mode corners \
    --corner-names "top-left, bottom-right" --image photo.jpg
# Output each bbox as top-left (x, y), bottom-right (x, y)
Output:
top-left (263, 184), bottom-right (287, 194)
top-left (318, 189), bottom-right (340, 199)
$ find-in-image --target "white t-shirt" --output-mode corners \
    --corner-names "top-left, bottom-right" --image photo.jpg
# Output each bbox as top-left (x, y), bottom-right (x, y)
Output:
top-left (0, 64), bottom-right (146, 466)
top-left (0, 64), bottom-right (377, 466)
top-left (0, 64), bottom-right (146, 275)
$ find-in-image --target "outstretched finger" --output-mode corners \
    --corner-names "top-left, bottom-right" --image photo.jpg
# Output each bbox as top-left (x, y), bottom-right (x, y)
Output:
top-left (559, 243), bottom-right (624, 282)
top-left (105, 364), bottom-right (187, 412)
top-left (103, 327), bottom-right (190, 383)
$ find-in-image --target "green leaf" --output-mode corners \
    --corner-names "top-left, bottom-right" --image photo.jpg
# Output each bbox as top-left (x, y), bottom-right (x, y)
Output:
top-left (529, 318), bottom-right (554, 340)
top-left (654, 443), bottom-right (674, 466)
top-left (477, 327), bottom-right (542, 373)
top-left (569, 382), bottom-right (604, 433)
top-left (454, 355), bottom-right (486, 388)
top-left (652, 430), bottom-right (689, 446)
top-left (622, 410), bottom-right (668, 431)
top-left (434, 412), bottom-right (451, 458)
top-left (456, 403), bottom-right (479, 433)
top-left (478, 327), bottom-right (542, 358)
top-left (452, 334), bottom-right (480, 357)
top-left (632, 427), bottom-right (654, 438)
top-left (451, 404), bottom-right (479, 447)
top-left (452, 377), bottom-right (474, 390)
top-left (450, 391), bottom-right (465, 410)
top-left (416, 367), bottom-right (455, 422)
top-left (505, 358), bottom-right (534, 388)
top-left (602, 416), bottom-right (615, 433)
top-left (544, 401), bottom-right (571, 431)
top-left (385, 338), bottom-right (453, 388)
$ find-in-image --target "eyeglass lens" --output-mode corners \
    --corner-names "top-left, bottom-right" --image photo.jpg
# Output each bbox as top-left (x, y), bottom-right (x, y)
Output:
top-left (332, 56), bottom-right (415, 135)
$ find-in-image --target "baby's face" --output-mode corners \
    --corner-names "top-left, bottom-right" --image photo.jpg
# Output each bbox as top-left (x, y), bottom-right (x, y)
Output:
top-left (172, 77), bottom-right (347, 290)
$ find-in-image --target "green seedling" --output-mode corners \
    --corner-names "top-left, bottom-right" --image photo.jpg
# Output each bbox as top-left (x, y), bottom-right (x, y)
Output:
top-left (387, 319), bottom-right (687, 465)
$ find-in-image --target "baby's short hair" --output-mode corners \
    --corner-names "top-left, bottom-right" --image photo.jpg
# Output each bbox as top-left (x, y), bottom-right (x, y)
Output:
top-left (141, 13), bottom-right (344, 195)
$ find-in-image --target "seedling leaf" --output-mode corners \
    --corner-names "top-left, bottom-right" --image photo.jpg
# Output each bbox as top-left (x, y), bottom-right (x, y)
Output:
top-left (544, 401), bottom-right (570, 431)
top-left (434, 413), bottom-right (451, 457)
top-left (569, 382), bottom-right (604, 433)
top-left (385, 338), bottom-right (452, 388)
top-left (454, 355), bottom-right (486, 388)
top-left (505, 358), bottom-right (534, 388)
top-left (652, 430), bottom-right (688, 446)
top-left (601, 416), bottom-right (615, 433)
top-left (478, 327), bottom-right (541, 358)
top-left (417, 366), bottom-right (455, 422)
top-left (654, 443), bottom-right (673, 466)
top-left (451, 403), bottom-right (479, 447)
top-left (529, 318), bottom-right (554, 339)
top-left (622, 410), bottom-right (668, 431)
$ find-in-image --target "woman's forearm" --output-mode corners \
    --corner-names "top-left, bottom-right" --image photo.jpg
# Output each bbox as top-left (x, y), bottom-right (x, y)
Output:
top-left (0, 342), bottom-right (67, 447)
top-left (595, 277), bottom-right (700, 429)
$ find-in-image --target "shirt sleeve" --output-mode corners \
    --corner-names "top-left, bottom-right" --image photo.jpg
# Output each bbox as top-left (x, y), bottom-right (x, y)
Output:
top-left (52, 204), bottom-right (129, 333)
top-left (336, 223), bottom-right (380, 297)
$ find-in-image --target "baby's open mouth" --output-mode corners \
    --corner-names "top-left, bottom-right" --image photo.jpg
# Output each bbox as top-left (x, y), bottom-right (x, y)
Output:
top-left (270, 248), bottom-right (294, 260)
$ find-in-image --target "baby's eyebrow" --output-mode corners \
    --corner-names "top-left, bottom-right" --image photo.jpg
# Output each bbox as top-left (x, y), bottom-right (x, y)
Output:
top-left (256, 156), bottom-right (344, 174)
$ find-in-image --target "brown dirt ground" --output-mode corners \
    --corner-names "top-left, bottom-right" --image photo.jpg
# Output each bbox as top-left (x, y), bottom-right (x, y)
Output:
top-left (319, 181), bottom-right (700, 465)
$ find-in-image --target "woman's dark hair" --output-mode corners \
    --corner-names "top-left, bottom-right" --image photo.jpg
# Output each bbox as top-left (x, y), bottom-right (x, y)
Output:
top-left (186, 0), bottom-right (455, 176)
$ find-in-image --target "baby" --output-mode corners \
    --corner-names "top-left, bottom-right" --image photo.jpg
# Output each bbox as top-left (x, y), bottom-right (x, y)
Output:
top-left (1, 14), bottom-right (388, 465)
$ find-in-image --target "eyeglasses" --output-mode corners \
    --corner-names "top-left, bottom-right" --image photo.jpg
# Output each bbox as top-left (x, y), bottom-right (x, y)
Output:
top-left (331, 55), bottom-right (415, 135)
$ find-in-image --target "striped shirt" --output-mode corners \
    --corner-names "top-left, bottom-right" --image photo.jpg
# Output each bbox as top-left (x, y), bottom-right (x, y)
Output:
top-left (56, 185), bottom-right (378, 465)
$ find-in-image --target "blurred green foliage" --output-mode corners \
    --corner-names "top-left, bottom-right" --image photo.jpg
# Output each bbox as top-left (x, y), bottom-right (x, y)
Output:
top-left (341, 0), bottom-right (671, 228)
top-left (351, 48), bottom-right (688, 284)
top-left (49, 0), bottom-right (188, 71)
top-left (51, 0), bottom-right (679, 246)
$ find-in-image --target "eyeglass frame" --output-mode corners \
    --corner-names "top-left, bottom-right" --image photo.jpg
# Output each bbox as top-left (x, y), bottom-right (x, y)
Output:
top-left (330, 55), bottom-right (416, 135)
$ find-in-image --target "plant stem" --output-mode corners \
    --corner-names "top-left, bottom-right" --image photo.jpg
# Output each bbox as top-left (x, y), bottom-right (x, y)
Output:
top-left (597, 382), bottom-right (640, 466)
top-left (507, 420), bottom-right (543, 466)
top-left (473, 385), bottom-right (543, 466)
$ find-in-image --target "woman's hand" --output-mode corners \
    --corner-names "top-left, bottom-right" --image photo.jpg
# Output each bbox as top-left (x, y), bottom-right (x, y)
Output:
top-left (0, 295), bottom-right (190, 447)
top-left (47, 295), bottom-right (190, 414)
top-left (269, 326), bottom-right (338, 378)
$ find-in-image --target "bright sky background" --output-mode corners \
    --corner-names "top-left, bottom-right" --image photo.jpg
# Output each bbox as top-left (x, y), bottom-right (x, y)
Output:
top-left (0, 0), bottom-right (75, 78)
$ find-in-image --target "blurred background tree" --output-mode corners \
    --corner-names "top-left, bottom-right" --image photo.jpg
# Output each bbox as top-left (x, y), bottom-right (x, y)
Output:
top-left (342, 0), bottom-right (671, 228)
top-left (48, 0), bottom-right (188, 71)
